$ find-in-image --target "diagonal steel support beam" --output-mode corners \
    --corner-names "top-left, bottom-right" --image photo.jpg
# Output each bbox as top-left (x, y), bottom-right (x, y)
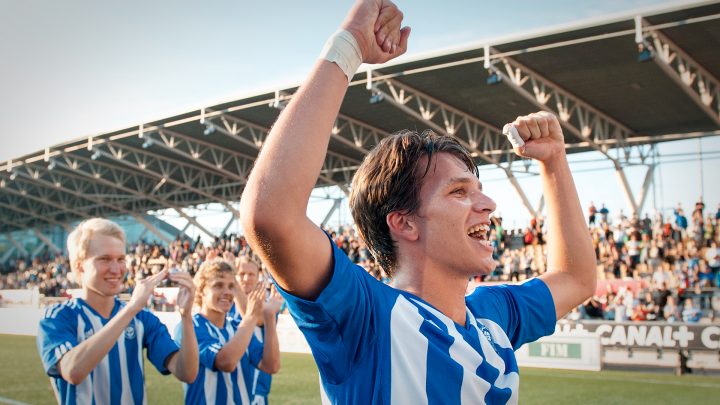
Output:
top-left (489, 50), bottom-right (650, 217)
top-left (2, 173), bottom-right (88, 220)
top-left (92, 144), bottom-right (241, 217)
top-left (174, 208), bottom-right (214, 238)
top-left (492, 49), bottom-right (635, 158)
top-left (1, 245), bottom-right (16, 263)
top-left (131, 214), bottom-right (172, 244)
top-left (643, 18), bottom-right (720, 126)
top-left (321, 198), bottom-right (342, 227)
top-left (221, 214), bottom-right (235, 236)
top-left (536, 195), bottom-right (545, 215)
top-left (0, 200), bottom-right (72, 232)
top-left (29, 159), bottom-right (214, 236)
top-left (4, 164), bottom-right (176, 232)
top-left (6, 232), bottom-right (28, 256)
top-left (207, 113), bottom-right (360, 192)
top-left (371, 76), bottom-right (537, 217)
top-left (152, 128), bottom-right (255, 181)
top-left (32, 229), bottom-right (62, 255)
top-left (636, 164), bottom-right (656, 217)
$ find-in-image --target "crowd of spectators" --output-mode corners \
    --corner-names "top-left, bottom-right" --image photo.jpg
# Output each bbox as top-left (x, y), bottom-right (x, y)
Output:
top-left (2, 200), bottom-right (719, 323)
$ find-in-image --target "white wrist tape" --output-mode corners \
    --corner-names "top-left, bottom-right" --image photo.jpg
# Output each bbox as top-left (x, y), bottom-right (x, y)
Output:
top-left (502, 123), bottom-right (525, 149)
top-left (320, 29), bottom-right (363, 83)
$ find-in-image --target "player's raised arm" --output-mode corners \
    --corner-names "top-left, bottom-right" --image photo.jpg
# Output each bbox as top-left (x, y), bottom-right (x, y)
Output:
top-left (164, 271), bottom-right (199, 383)
top-left (214, 284), bottom-right (265, 372)
top-left (240, 0), bottom-right (409, 300)
top-left (505, 112), bottom-right (597, 319)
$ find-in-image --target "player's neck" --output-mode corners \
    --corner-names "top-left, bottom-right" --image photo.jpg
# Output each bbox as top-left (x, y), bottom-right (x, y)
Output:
top-left (201, 307), bottom-right (226, 328)
top-left (393, 263), bottom-right (470, 326)
top-left (82, 289), bottom-right (116, 318)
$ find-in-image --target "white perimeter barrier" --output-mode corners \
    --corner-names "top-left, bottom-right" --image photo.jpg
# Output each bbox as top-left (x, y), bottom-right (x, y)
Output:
top-left (5, 305), bottom-right (716, 372)
top-left (515, 333), bottom-right (601, 371)
top-left (0, 308), bottom-right (314, 355)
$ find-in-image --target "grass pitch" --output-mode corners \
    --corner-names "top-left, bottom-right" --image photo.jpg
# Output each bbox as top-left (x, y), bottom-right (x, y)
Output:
top-left (2, 334), bottom-right (718, 404)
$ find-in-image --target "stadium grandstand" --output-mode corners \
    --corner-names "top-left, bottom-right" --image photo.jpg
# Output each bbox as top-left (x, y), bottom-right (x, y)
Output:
top-left (1, 0), bottom-right (720, 381)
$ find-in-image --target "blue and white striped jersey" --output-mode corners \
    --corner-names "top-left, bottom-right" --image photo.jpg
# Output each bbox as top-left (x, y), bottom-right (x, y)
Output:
top-left (250, 326), bottom-right (272, 401)
top-left (228, 306), bottom-right (273, 402)
top-left (178, 313), bottom-right (263, 405)
top-left (37, 298), bottom-right (179, 405)
top-left (278, 240), bottom-right (556, 405)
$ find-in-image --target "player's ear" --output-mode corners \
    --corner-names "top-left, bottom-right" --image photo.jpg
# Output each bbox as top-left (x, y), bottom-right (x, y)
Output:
top-left (387, 211), bottom-right (419, 242)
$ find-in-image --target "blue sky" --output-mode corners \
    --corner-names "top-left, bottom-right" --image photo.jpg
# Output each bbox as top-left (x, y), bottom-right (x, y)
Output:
top-left (1, 0), bottom-right (717, 237)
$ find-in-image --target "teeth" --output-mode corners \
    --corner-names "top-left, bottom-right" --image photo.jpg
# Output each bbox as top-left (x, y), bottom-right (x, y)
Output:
top-left (467, 224), bottom-right (489, 238)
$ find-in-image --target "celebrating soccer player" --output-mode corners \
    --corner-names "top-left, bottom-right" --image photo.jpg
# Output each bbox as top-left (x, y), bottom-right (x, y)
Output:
top-left (178, 259), bottom-right (280, 405)
top-left (240, 0), bottom-right (596, 403)
top-left (37, 218), bottom-right (198, 405)
top-left (232, 257), bottom-right (284, 405)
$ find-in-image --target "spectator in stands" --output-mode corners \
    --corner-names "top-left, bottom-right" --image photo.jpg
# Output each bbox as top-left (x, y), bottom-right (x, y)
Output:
top-left (706, 241), bottom-right (720, 277)
top-left (674, 205), bottom-right (688, 241)
top-left (582, 297), bottom-right (604, 319)
top-left (599, 203), bottom-right (610, 224)
top-left (663, 295), bottom-right (679, 322)
top-left (37, 218), bottom-right (198, 404)
top-left (588, 201), bottom-right (597, 226)
top-left (179, 259), bottom-right (280, 404)
top-left (612, 294), bottom-right (629, 322)
top-left (681, 297), bottom-right (701, 323)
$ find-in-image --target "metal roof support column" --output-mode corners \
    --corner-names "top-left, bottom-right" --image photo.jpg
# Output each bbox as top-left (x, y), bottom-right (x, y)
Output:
top-left (175, 209), bottom-right (214, 238)
top-left (635, 164), bottom-right (656, 217)
top-left (130, 214), bottom-right (172, 244)
top-left (613, 162), bottom-right (639, 217)
top-left (642, 19), bottom-right (720, 126)
top-left (180, 221), bottom-right (191, 234)
top-left (32, 229), bottom-right (62, 255)
top-left (321, 198), bottom-right (342, 228)
top-left (5, 232), bottom-right (28, 256)
top-left (503, 170), bottom-right (536, 217)
top-left (371, 77), bottom-right (537, 218)
top-left (221, 214), bottom-right (235, 236)
top-left (536, 195), bottom-right (545, 215)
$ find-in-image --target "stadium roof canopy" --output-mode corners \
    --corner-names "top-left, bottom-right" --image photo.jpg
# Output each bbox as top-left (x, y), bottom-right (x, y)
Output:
top-left (1, 0), bottom-right (719, 237)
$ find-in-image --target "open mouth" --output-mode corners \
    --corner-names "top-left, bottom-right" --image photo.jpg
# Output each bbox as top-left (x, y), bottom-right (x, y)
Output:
top-left (467, 223), bottom-right (493, 247)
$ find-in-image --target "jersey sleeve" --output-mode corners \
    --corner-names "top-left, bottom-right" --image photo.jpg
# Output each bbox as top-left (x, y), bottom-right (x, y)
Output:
top-left (36, 304), bottom-right (78, 377)
top-left (467, 278), bottom-right (556, 349)
top-left (274, 237), bottom-right (380, 384)
top-left (140, 309), bottom-right (179, 375)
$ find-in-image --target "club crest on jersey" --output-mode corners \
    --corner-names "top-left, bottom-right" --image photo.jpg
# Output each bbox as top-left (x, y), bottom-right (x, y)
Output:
top-left (125, 325), bottom-right (136, 339)
top-left (478, 323), bottom-right (501, 355)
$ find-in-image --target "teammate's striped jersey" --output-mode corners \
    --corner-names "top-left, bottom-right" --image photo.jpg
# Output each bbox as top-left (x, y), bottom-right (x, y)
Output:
top-left (228, 306), bottom-right (273, 403)
top-left (277, 240), bottom-right (556, 405)
top-left (177, 313), bottom-right (263, 405)
top-left (37, 298), bottom-right (179, 405)
top-left (250, 326), bottom-right (272, 402)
